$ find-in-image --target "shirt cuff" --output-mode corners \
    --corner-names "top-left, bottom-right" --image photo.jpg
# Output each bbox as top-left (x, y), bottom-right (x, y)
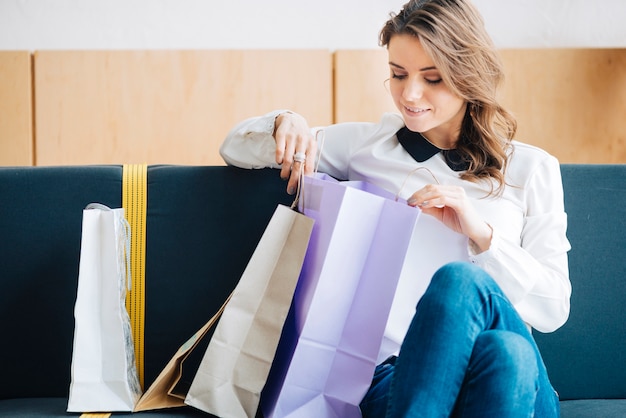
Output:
top-left (468, 226), bottom-right (499, 265)
top-left (243, 109), bottom-right (291, 137)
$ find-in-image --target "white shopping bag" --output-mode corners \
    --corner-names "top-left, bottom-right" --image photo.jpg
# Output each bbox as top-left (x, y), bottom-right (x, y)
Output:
top-left (67, 203), bottom-right (143, 412)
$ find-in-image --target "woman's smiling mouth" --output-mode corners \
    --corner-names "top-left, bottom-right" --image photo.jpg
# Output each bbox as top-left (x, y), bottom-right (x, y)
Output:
top-left (404, 105), bottom-right (429, 114)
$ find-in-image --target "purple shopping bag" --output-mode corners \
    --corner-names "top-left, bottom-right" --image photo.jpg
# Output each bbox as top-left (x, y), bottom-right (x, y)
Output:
top-left (261, 173), bottom-right (421, 418)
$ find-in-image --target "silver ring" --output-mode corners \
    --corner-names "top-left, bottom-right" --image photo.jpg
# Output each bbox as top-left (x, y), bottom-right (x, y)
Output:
top-left (293, 152), bottom-right (306, 163)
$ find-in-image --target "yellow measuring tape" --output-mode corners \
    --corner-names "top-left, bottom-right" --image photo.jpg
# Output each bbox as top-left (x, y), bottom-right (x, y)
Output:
top-left (122, 163), bottom-right (148, 389)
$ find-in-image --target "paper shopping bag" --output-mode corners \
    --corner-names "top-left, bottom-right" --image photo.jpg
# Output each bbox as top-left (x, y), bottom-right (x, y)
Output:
top-left (133, 295), bottom-right (230, 411)
top-left (68, 203), bottom-right (143, 412)
top-left (261, 174), bottom-right (421, 418)
top-left (184, 204), bottom-right (314, 418)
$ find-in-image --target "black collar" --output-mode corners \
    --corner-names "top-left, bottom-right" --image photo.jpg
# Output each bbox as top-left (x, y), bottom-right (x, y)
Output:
top-left (396, 127), bottom-right (470, 172)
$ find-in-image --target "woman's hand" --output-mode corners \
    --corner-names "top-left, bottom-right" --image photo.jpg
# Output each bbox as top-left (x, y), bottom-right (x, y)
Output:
top-left (407, 184), bottom-right (493, 253)
top-left (274, 112), bottom-right (318, 194)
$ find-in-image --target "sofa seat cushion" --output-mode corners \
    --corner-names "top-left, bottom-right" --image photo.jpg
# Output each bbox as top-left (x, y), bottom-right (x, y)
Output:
top-left (4, 397), bottom-right (626, 418)
top-left (560, 399), bottom-right (626, 418)
top-left (0, 398), bottom-right (212, 417)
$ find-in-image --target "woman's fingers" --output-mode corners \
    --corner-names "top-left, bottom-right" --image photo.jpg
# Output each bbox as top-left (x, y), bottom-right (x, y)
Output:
top-left (407, 184), bottom-right (448, 208)
top-left (273, 112), bottom-right (317, 194)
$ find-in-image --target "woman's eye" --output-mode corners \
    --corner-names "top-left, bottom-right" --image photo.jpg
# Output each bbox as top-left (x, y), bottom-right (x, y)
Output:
top-left (425, 78), bottom-right (443, 85)
top-left (391, 73), bottom-right (407, 80)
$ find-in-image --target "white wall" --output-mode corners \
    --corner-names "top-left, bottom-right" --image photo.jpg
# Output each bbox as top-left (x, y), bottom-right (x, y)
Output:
top-left (1, 0), bottom-right (625, 50)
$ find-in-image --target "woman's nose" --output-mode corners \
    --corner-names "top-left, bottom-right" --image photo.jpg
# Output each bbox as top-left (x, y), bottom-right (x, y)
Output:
top-left (402, 78), bottom-right (423, 102)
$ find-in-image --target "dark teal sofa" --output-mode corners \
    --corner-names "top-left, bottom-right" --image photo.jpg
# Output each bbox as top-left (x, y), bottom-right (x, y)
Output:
top-left (1, 164), bottom-right (625, 417)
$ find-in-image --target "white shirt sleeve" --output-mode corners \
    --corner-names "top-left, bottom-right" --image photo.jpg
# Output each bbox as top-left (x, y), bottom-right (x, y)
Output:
top-left (219, 110), bottom-right (288, 169)
top-left (469, 155), bottom-right (571, 332)
top-left (219, 110), bottom-right (382, 182)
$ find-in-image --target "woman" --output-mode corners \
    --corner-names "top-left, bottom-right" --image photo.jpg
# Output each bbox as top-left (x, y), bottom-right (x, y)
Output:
top-left (220, 0), bottom-right (571, 416)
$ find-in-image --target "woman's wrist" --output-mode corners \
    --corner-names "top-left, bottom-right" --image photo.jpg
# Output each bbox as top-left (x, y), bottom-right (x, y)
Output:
top-left (470, 222), bottom-right (493, 254)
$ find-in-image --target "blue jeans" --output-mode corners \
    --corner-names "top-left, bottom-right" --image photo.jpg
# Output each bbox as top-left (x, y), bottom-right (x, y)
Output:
top-left (360, 262), bottom-right (559, 418)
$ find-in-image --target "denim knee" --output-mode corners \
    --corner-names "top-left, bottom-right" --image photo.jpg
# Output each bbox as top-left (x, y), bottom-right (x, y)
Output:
top-left (433, 261), bottom-right (494, 289)
top-left (453, 330), bottom-right (539, 416)
top-left (421, 262), bottom-right (497, 308)
top-left (473, 330), bottom-right (539, 388)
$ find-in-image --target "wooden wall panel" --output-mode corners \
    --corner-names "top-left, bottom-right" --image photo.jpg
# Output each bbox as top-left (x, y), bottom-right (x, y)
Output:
top-left (34, 50), bottom-right (332, 166)
top-left (0, 51), bottom-right (33, 166)
top-left (334, 48), bottom-right (626, 163)
top-left (499, 48), bottom-right (626, 163)
top-left (334, 49), bottom-right (396, 124)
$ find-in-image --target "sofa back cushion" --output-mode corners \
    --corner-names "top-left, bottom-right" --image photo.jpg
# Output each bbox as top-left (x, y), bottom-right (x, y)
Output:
top-left (0, 166), bottom-right (123, 399)
top-left (534, 164), bottom-right (626, 400)
top-left (0, 165), bottom-right (290, 399)
top-left (2, 164), bottom-right (625, 402)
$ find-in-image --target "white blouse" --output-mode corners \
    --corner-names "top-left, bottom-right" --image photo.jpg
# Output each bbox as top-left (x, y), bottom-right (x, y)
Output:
top-left (220, 110), bottom-right (572, 362)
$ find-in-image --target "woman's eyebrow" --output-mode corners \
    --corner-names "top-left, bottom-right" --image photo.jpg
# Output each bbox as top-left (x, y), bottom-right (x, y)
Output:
top-left (389, 61), bottom-right (437, 72)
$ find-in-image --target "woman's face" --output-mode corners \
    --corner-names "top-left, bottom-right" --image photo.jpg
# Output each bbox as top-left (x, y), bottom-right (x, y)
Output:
top-left (388, 34), bottom-right (467, 149)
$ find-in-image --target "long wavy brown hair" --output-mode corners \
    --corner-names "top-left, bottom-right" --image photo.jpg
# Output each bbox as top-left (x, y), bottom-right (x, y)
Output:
top-left (380, 0), bottom-right (516, 195)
